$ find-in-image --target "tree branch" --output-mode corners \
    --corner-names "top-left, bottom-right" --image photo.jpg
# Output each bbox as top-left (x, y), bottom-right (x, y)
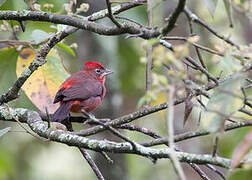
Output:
top-left (0, 104), bottom-right (232, 168)
top-left (162, 0), bottom-right (187, 35)
top-left (184, 8), bottom-right (240, 49)
top-left (88, 0), bottom-right (147, 21)
top-left (141, 120), bottom-right (252, 147)
top-left (106, 0), bottom-right (122, 28)
top-left (0, 10), bottom-right (160, 39)
top-left (78, 148), bottom-right (105, 180)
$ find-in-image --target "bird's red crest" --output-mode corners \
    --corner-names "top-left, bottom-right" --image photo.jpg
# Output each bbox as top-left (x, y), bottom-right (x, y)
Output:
top-left (84, 61), bottom-right (104, 69)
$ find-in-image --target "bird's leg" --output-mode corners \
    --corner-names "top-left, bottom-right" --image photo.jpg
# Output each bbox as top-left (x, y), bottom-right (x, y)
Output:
top-left (65, 115), bottom-right (74, 132)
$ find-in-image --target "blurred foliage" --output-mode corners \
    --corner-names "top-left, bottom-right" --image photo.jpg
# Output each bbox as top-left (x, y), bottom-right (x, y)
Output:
top-left (0, 0), bottom-right (251, 180)
top-left (201, 74), bottom-right (244, 132)
top-left (0, 127), bottom-right (11, 137)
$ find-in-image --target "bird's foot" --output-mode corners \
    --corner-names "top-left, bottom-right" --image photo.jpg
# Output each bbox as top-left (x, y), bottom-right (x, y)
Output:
top-left (50, 122), bottom-right (67, 131)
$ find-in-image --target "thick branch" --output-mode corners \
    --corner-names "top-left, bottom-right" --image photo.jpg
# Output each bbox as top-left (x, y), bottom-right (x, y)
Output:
top-left (0, 10), bottom-right (160, 39)
top-left (0, 105), bottom-right (232, 168)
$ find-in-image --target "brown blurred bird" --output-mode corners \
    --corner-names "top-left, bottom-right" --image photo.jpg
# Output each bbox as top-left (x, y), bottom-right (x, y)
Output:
top-left (51, 61), bottom-right (112, 129)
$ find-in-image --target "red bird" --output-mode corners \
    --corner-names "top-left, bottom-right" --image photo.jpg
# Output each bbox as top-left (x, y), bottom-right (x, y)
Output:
top-left (51, 61), bottom-right (112, 129)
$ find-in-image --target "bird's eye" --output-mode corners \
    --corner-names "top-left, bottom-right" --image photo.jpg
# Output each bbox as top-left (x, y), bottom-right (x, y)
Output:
top-left (95, 69), bottom-right (101, 74)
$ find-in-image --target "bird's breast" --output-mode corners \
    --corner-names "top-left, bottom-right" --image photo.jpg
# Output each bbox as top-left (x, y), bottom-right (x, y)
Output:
top-left (70, 96), bottom-right (102, 113)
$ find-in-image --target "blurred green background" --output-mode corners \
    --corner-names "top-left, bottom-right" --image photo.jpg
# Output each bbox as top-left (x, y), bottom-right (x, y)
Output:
top-left (0, 0), bottom-right (251, 180)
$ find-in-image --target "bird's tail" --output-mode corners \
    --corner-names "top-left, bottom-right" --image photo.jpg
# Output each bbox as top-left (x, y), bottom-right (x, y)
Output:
top-left (51, 102), bottom-right (74, 131)
top-left (51, 102), bottom-right (72, 122)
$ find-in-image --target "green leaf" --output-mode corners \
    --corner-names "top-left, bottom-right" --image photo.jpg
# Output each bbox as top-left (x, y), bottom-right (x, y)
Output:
top-left (0, 127), bottom-right (11, 137)
top-left (202, 0), bottom-right (218, 17)
top-left (0, 47), bottom-right (34, 108)
top-left (231, 130), bottom-right (252, 170)
top-left (0, 0), bottom-right (7, 7)
top-left (215, 56), bottom-right (242, 76)
top-left (201, 74), bottom-right (244, 132)
top-left (43, 54), bottom-right (70, 86)
top-left (31, 29), bottom-right (54, 44)
top-left (56, 24), bottom-right (68, 32)
top-left (0, 0), bottom-right (27, 10)
top-left (137, 96), bottom-right (148, 108)
top-left (56, 42), bottom-right (76, 57)
top-left (223, 0), bottom-right (233, 27)
top-left (147, 38), bottom-right (159, 46)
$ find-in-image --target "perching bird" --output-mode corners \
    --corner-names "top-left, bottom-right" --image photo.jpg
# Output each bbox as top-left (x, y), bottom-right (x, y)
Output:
top-left (51, 61), bottom-right (112, 130)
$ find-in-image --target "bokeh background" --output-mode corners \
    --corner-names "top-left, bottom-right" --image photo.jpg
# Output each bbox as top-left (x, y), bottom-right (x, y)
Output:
top-left (0, 0), bottom-right (251, 179)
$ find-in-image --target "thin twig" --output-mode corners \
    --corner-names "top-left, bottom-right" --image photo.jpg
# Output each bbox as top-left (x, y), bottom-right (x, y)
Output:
top-left (88, 0), bottom-right (147, 21)
top-left (185, 56), bottom-right (219, 84)
top-left (99, 151), bottom-right (114, 164)
top-left (205, 164), bottom-right (226, 180)
top-left (212, 136), bottom-right (219, 157)
top-left (184, 7), bottom-right (240, 49)
top-left (189, 163), bottom-right (211, 180)
top-left (106, 0), bottom-right (122, 28)
top-left (185, 11), bottom-right (208, 70)
top-left (78, 148), bottom-right (105, 180)
top-left (167, 85), bottom-right (186, 180)
top-left (239, 108), bottom-right (252, 116)
top-left (162, 36), bottom-right (224, 57)
top-left (241, 87), bottom-right (252, 108)
top-left (10, 22), bottom-right (19, 40)
top-left (159, 39), bottom-right (219, 84)
top-left (117, 123), bottom-right (220, 179)
top-left (13, 115), bottom-right (47, 141)
top-left (145, 0), bottom-right (153, 105)
top-left (117, 124), bottom-right (160, 138)
top-left (162, 0), bottom-right (186, 35)
top-left (82, 111), bottom-right (138, 151)
top-left (140, 120), bottom-right (252, 147)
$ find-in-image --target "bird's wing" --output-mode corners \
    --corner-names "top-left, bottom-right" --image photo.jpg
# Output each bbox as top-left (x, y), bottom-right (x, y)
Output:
top-left (53, 76), bottom-right (103, 103)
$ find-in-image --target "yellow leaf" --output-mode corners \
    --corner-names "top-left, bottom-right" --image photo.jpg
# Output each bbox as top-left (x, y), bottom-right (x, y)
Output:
top-left (16, 48), bottom-right (70, 113)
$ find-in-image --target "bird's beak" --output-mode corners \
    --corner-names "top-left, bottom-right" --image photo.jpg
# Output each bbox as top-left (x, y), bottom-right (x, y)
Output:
top-left (103, 69), bottom-right (113, 76)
